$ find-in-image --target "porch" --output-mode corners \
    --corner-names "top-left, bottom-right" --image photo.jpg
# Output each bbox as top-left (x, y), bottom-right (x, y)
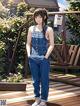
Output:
top-left (0, 74), bottom-right (80, 106)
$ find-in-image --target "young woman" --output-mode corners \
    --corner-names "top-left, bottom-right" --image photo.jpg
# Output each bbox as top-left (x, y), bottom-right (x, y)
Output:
top-left (26, 8), bottom-right (54, 106)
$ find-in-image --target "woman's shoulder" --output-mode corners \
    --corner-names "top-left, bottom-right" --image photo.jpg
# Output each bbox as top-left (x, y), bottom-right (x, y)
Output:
top-left (28, 25), bottom-right (35, 32)
top-left (47, 26), bottom-right (53, 32)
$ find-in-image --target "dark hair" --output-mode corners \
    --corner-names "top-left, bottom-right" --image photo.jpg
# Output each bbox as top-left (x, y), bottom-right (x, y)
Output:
top-left (33, 8), bottom-right (48, 35)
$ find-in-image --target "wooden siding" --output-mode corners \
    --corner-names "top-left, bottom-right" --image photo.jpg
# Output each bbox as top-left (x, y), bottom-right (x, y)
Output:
top-left (24, 0), bottom-right (59, 10)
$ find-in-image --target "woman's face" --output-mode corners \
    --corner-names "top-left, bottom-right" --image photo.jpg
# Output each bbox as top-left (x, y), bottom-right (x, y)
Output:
top-left (35, 15), bottom-right (43, 25)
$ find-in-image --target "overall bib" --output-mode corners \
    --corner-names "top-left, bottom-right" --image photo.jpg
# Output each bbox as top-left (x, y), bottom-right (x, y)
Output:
top-left (29, 26), bottom-right (50, 101)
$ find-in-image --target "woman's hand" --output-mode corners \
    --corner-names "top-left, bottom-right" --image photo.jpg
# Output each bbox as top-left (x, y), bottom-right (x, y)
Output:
top-left (44, 55), bottom-right (48, 59)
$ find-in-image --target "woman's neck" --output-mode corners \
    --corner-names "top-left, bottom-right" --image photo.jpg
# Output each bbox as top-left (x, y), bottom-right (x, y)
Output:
top-left (36, 25), bottom-right (42, 31)
top-left (37, 24), bottom-right (42, 28)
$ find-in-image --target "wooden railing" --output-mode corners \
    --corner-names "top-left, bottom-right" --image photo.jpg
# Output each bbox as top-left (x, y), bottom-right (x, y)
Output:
top-left (50, 44), bottom-right (80, 70)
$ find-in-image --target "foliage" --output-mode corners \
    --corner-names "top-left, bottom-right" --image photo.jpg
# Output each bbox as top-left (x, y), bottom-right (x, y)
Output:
top-left (54, 33), bottom-right (62, 44)
top-left (0, 0), bottom-right (35, 80)
top-left (1, 72), bottom-right (23, 82)
top-left (0, 1), bottom-right (9, 18)
top-left (66, 1), bottom-right (80, 45)
top-left (0, 41), bottom-right (5, 75)
top-left (6, 72), bottom-right (23, 82)
top-left (0, 15), bottom-right (26, 74)
top-left (16, 2), bottom-right (28, 16)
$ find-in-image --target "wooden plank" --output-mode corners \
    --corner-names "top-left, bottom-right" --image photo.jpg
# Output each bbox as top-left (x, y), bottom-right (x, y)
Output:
top-left (50, 74), bottom-right (80, 87)
top-left (0, 83), bottom-right (26, 91)
top-left (74, 47), bottom-right (80, 65)
top-left (0, 80), bottom-right (80, 106)
top-left (53, 96), bottom-right (80, 106)
top-left (53, 47), bottom-right (64, 63)
top-left (51, 45), bottom-right (80, 70)
top-left (26, 11), bottom-right (80, 16)
top-left (50, 65), bottom-right (80, 69)
top-left (69, 45), bottom-right (78, 65)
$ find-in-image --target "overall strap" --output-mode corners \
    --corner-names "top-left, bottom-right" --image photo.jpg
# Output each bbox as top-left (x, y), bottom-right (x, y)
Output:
top-left (43, 25), bottom-right (48, 39)
top-left (44, 25), bottom-right (48, 32)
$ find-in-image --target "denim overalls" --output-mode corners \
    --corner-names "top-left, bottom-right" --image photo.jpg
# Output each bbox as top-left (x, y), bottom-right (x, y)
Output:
top-left (29, 26), bottom-right (50, 101)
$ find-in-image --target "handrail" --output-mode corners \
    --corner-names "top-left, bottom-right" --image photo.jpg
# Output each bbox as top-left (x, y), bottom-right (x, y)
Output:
top-left (26, 11), bottom-right (80, 16)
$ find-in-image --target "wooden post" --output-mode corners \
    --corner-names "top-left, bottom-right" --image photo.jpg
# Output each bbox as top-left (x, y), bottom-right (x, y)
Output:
top-left (8, 28), bottom-right (23, 73)
top-left (8, 18), bottom-right (29, 73)
top-left (61, 15), bottom-right (67, 62)
top-left (23, 15), bottom-right (30, 78)
top-left (61, 14), bottom-right (68, 73)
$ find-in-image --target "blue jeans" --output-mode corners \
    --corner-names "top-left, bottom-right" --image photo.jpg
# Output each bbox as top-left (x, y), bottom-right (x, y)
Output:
top-left (29, 57), bottom-right (50, 101)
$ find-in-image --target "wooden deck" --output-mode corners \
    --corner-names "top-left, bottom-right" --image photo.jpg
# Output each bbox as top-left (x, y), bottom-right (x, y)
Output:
top-left (0, 79), bottom-right (80, 106)
top-left (50, 73), bottom-right (80, 87)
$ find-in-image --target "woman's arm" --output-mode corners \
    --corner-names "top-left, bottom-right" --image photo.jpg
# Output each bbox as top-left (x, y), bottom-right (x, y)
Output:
top-left (45, 27), bottom-right (54, 59)
top-left (26, 27), bottom-right (32, 57)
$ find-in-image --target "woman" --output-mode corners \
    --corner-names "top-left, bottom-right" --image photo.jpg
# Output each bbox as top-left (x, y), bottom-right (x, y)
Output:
top-left (26, 8), bottom-right (54, 106)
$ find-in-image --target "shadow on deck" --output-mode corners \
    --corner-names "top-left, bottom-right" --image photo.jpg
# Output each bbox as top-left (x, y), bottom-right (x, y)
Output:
top-left (0, 77), bottom-right (80, 106)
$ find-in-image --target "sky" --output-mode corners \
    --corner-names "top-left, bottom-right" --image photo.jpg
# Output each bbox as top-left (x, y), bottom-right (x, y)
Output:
top-left (57, 0), bottom-right (68, 11)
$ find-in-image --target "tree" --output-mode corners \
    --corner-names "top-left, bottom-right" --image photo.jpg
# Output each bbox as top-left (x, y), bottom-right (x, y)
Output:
top-left (0, 1), bottom-right (34, 77)
top-left (66, 0), bottom-right (80, 45)
top-left (16, 2), bottom-right (28, 16)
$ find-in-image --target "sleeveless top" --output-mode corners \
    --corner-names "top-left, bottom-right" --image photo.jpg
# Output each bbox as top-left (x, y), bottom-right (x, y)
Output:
top-left (30, 26), bottom-right (48, 59)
